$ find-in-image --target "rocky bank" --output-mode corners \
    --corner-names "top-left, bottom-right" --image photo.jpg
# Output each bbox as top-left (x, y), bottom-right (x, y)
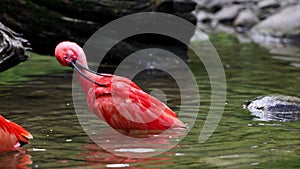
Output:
top-left (193, 0), bottom-right (300, 44)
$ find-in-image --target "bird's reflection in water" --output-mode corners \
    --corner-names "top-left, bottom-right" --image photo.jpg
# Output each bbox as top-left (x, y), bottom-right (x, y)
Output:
top-left (77, 129), bottom-right (185, 168)
top-left (80, 118), bottom-right (187, 157)
top-left (78, 143), bottom-right (174, 169)
top-left (0, 149), bottom-right (32, 169)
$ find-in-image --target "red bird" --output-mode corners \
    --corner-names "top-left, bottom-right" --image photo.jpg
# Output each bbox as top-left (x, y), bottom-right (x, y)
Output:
top-left (55, 41), bottom-right (186, 130)
top-left (0, 115), bottom-right (32, 153)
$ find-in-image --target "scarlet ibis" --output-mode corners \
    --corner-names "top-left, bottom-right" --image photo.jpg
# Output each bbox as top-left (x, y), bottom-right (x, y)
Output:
top-left (55, 41), bottom-right (186, 130)
top-left (0, 115), bottom-right (32, 153)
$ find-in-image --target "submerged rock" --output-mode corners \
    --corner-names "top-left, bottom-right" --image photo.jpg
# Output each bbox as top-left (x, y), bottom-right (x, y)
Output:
top-left (244, 95), bottom-right (300, 122)
top-left (0, 22), bottom-right (30, 72)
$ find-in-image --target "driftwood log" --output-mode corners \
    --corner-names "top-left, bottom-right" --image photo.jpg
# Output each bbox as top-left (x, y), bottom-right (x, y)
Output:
top-left (0, 22), bottom-right (30, 72)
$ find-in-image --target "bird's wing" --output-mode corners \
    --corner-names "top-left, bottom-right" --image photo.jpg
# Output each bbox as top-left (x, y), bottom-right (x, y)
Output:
top-left (91, 76), bottom-right (185, 129)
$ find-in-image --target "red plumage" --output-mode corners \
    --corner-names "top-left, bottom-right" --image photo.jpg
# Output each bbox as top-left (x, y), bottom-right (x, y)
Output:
top-left (0, 115), bottom-right (32, 153)
top-left (55, 41), bottom-right (186, 131)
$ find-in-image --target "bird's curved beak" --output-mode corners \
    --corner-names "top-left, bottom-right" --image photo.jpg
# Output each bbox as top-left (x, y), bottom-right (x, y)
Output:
top-left (69, 61), bottom-right (107, 87)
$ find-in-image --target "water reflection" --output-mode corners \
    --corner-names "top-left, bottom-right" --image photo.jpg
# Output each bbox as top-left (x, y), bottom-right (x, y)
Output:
top-left (81, 128), bottom-right (186, 158)
top-left (78, 143), bottom-right (173, 169)
top-left (0, 149), bottom-right (32, 169)
top-left (75, 90), bottom-right (188, 158)
top-left (257, 42), bottom-right (300, 69)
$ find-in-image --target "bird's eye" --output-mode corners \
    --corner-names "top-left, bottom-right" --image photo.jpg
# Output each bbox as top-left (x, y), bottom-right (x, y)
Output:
top-left (63, 55), bottom-right (68, 59)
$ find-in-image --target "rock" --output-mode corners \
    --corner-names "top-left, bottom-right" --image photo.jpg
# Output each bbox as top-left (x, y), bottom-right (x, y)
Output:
top-left (213, 23), bottom-right (236, 34)
top-left (257, 0), bottom-right (280, 9)
top-left (173, 0), bottom-right (197, 12)
top-left (213, 5), bottom-right (241, 24)
top-left (251, 4), bottom-right (300, 43)
top-left (26, 90), bottom-right (48, 98)
top-left (233, 0), bottom-right (260, 5)
top-left (244, 95), bottom-right (300, 122)
top-left (0, 22), bottom-right (30, 72)
top-left (195, 11), bottom-right (213, 23)
top-left (257, 0), bottom-right (280, 20)
top-left (154, 0), bottom-right (197, 25)
top-left (176, 12), bottom-right (197, 26)
top-left (279, 0), bottom-right (299, 7)
top-left (233, 9), bottom-right (259, 31)
top-left (236, 33), bottom-right (252, 43)
top-left (205, 0), bottom-right (235, 13)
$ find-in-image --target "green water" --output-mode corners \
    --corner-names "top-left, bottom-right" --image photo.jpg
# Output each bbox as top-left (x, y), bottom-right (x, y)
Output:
top-left (0, 34), bottom-right (300, 168)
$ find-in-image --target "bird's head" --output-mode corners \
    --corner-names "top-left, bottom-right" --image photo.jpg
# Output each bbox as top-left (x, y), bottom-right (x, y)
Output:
top-left (55, 41), bottom-right (81, 66)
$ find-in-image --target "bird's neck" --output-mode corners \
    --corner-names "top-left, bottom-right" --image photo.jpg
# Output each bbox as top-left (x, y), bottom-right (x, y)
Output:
top-left (75, 52), bottom-right (96, 94)
top-left (77, 50), bottom-right (88, 67)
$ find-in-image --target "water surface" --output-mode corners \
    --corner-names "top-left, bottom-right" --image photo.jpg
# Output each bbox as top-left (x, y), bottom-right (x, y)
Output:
top-left (0, 34), bottom-right (300, 168)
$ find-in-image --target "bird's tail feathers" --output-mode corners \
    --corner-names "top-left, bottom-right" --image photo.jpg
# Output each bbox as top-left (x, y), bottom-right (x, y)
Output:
top-left (9, 121), bottom-right (33, 146)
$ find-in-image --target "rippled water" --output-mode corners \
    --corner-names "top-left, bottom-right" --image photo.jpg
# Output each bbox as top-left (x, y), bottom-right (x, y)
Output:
top-left (0, 34), bottom-right (300, 168)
